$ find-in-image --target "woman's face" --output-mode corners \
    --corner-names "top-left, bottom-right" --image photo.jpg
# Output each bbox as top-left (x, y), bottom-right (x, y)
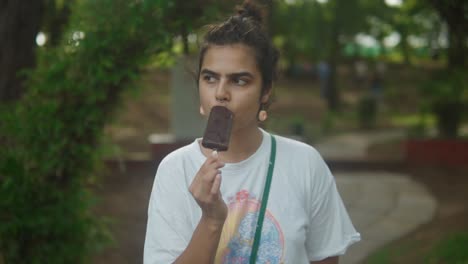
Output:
top-left (199, 44), bottom-right (270, 133)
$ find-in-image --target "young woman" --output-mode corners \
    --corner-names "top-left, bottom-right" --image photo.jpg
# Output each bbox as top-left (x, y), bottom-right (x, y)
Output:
top-left (144, 2), bottom-right (360, 263)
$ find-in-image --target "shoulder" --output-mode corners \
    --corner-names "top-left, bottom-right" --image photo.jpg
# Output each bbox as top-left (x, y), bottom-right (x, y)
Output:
top-left (150, 140), bottom-right (203, 193)
top-left (273, 134), bottom-right (323, 162)
top-left (272, 134), bottom-right (333, 191)
top-left (158, 140), bottom-right (200, 166)
top-left (154, 140), bottom-right (202, 181)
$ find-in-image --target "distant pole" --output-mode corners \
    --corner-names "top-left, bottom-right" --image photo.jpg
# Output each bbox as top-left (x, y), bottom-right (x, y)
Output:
top-left (170, 56), bottom-right (206, 141)
top-left (327, 0), bottom-right (344, 112)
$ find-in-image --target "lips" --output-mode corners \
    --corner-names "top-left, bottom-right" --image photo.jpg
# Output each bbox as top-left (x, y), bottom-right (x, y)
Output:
top-left (211, 105), bottom-right (234, 117)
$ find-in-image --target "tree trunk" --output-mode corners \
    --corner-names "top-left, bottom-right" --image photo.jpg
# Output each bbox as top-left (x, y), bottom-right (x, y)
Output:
top-left (434, 102), bottom-right (462, 138)
top-left (327, 0), bottom-right (343, 111)
top-left (398, 27), bottom-right (411, 65)
top-left (43, 0), bottom-right (73, 47)
top-left (0, 0), bottom-right (44, 102)
top-left (428, 0), bottom-right (467, 138)
top-left (447, 21), bottom-right (467, 69)
top-left (428, 0), bottom-right (467, 69)
top-left (181, 23), bottom-right (189, 55)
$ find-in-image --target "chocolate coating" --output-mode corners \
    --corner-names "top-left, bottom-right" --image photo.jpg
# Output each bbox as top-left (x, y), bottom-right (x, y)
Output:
top-left (202, 106), bottom-right (233, 151)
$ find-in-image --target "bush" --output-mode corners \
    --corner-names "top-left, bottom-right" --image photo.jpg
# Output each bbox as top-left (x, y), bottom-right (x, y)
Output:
top-left (0, 0), bottom-right (172, 263)
top-left (420, 68), bottom-right (468, 138)
top-left (358, 95), bottom-right (377, 130)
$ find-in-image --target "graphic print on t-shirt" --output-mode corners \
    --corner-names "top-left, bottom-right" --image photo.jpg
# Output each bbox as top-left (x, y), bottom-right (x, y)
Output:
top-left (215, 189), bottom-right (284, 264)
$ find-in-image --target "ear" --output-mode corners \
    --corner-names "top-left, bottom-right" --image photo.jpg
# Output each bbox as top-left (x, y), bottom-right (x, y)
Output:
top-left (260, 88), bottom-right (272, 104)
top-left (199, 105), bottom-right (206, 115)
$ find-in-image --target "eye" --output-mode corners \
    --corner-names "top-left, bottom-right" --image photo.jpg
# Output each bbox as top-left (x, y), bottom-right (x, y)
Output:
top-left (202, 75), bottom-right (217, 83)
top-left (233, 78), bottom-right (248, 86)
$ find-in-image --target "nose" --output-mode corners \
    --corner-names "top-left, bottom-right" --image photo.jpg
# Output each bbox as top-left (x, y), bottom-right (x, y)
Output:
top-left (215, 79), bottom-right (230, 102)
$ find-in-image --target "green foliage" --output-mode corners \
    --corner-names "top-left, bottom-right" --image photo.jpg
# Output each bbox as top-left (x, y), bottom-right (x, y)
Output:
top-left (321, 110), bottom-right (337, 134)
top-left (271, 1), bottom-right (323, 61)
top-left (419, 68), bottom-right (468, 137)
top-left (270, 0), bottom-right (446, 65)
top-left (404, 110), bottom-right (434, 138)
top-left (421, 68), bottom-right (468, 105)
top-left (290, 115), bottom-right (305, 136)
top-left (427, 232), bottom-right (468, 264)
top-left (0, 0), bottom-right (173, 263)
top-left (159, 0), bottom-right (233, 54)
top-left (366, 231), bottom-right (468, 264)
top-left (358, 95), bottom-right (377, 130)
top-left (271, 0), bottom-right (391, 63)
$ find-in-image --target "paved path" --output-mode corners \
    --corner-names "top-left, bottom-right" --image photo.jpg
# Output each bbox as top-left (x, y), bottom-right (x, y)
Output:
top-left (335, 172), bottom-right (436, 264)
top-left (315, 130), bottom-right (405, 161)
top-left (314, 130), bottom-right (437, 263)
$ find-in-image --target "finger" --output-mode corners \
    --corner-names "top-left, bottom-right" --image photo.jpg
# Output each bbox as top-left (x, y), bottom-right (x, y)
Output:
top-left (203, 150), bottom-right (220, 166)
top-left (208, 160), bottom-right (225, 170)
top-left (193, 162), bottom-right (222, 187)
top-left (199, 161), bottom-right (222, 179)
top-left (203, 169), bottom-right (221, 184)
top-left (205, 153), bottom-right (224, 170)
top-left (210, 174), bottom-right (222, 195)
top-left (208, 150), bottom-right (218, 162)
top-left (190, 170), bottom-right (218, 197)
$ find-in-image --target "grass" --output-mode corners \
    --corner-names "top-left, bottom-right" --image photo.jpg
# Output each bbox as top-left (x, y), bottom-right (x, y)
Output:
top-left (427, 232), bottom-right (468, 264)
top-left (390, 113), bottom-right (436, 128)
top-left (366, 231), bottom-right (468, 264)
top-left (366, 244), bottom-right (415, 264)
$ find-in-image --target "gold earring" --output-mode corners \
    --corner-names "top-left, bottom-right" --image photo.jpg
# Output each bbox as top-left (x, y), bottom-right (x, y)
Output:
top-left (200, 106), bottom-right (205, 115)
top-left (258, 110), bottom-right (267, 122)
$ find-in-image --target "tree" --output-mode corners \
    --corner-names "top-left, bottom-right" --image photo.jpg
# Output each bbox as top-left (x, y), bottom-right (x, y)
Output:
top-left (427, 0), bottom-right (467, 68)
top-left (271, 1), bottom-right (329, 66)
top-left (423, 0), bottom-right (468, 137)
top-left (0, 1), bottom-right (45, 102)
top-left (163, 1), bottom-right (233, 55)
top-left (41, 0), bottom-right (75, 47)
top-left (0, 0), bottom-right (75, 103)
top-left (271, 0), bottom-right (388, 111)
top-left (322, 0), bottom-right (370, 111)
top-left (0, 0), bottom-right (175, 262)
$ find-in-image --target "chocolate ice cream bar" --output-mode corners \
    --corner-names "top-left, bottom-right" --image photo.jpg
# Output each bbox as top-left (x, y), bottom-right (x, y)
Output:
top-left (202, 106), bottom-right (233, 151)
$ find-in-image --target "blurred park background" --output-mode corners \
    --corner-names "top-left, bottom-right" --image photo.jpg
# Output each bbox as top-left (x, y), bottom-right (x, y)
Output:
top-left (0, 0), bottom-right (467, 263)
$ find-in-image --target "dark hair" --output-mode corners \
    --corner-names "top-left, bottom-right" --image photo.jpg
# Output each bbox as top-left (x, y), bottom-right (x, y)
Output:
top-left (197, 0), bottom-right (279, 106)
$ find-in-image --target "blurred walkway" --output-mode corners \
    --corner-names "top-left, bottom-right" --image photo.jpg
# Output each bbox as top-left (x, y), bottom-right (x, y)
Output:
top-left (315, 130), bottom-right (405, 161)
top-left (335, 172), bottom-right (436, 264)
top-left (315, 130), bottom-right (437, 264)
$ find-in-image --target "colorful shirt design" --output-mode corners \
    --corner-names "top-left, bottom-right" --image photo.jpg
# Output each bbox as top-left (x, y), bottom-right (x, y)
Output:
top-left (215, 190), bottom-right (285, 264)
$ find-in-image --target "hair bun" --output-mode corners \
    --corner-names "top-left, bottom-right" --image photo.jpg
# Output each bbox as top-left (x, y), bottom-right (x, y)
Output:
top-left (236, 0), bottom-right (264, 24)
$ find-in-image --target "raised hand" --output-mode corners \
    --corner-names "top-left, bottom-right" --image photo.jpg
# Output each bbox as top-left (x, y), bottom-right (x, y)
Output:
top-left (189, 150), bottom-right (228, 226)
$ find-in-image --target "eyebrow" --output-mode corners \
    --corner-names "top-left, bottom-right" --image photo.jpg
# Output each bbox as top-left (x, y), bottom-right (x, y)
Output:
top-left (200, 69), bottom-right (254, 79)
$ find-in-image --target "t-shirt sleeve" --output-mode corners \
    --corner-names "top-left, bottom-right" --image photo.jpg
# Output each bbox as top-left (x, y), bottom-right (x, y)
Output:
top-left (143, 158), bottom-right (194, 264)
top-left (305, 149), bottom-right (361, 261)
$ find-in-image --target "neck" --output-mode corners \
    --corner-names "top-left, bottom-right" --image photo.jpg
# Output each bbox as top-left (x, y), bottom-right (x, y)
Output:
top-left (201, 125), bottom-right (263, 163)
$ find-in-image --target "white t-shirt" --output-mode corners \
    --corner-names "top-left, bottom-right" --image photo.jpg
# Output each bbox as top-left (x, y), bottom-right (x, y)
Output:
top-left (144, 129), bottom-right (360, 264)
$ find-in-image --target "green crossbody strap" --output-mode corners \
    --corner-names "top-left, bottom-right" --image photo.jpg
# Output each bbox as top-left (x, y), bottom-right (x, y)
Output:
top-left (249, 133), bottom-right (277, 264)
